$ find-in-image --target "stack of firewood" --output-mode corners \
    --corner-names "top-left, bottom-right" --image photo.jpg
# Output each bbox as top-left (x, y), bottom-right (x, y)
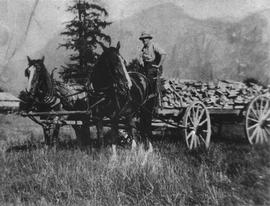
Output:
top-left (161, 79), bottom-right (270, 108)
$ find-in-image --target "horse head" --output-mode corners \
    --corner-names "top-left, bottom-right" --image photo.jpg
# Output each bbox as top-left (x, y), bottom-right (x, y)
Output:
top-left (25, 56), bottom-right (52, 99)
top-left (92, 42), bottom-right (132, 92)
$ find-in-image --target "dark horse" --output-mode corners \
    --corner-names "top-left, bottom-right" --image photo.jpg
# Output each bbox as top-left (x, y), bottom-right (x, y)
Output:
top-left (91, 42), bottom-right (154, 156)
top-left (21, 56), bottom-right (91, 146)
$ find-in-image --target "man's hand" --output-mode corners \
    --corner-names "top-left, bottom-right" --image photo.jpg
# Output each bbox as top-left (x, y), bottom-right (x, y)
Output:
top-left (152, 64), bottom-right (160, 68)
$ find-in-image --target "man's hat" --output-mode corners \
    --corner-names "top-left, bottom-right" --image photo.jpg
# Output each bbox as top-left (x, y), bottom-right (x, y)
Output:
top-left (139, 32), bottom-right (153, 40)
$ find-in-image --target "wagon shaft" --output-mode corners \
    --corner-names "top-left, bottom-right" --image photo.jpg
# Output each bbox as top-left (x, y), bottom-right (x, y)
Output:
top-left (21, 110), bottom-right (92, 117)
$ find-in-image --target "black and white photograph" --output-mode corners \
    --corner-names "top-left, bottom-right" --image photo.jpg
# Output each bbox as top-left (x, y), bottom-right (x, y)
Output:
top-left (0, 0), bottom-right (269, 205)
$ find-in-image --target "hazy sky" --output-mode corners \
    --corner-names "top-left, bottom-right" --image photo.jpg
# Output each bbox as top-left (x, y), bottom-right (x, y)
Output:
top-left (108, 0), bottom-right (270, 20)
top-left (0, 0), bottom-right (270, 63)
top-left (1, 0), bottom-right (270, 91)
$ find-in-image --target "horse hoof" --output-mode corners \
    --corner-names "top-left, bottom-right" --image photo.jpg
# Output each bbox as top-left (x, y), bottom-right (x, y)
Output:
top-left (142, 152), bottom-right (149, 166)
top-left (131, 139), bottom-right (137, 151)
top-left (148, 142), bottom-right (153, 153)
top-left (111, 144), bottom-right (117, 160)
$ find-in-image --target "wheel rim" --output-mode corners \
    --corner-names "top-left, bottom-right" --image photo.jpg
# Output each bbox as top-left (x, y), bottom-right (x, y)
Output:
top-left (184, 101), bottom-right (211, 150)
top-left (245, 95), bottom-right (270, 144)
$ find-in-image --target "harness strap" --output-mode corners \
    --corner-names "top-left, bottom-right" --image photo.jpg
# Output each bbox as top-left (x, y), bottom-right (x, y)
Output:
top-left (64, 90), bottom-right (86, 98)
top-left (43, 95), bottom-right (61, 109)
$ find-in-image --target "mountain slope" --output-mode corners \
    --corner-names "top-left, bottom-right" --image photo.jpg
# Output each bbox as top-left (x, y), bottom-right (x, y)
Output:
top-left (106, 3), bottom-right (270, 83)
top-left (2, 3), bottom-right (270, 93)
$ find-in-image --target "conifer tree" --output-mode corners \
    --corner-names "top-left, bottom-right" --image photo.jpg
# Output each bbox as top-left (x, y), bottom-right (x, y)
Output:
top-left (60, 0), bottom-right (111, 82)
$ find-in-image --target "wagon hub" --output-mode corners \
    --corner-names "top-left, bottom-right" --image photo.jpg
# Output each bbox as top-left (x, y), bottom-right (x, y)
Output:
top-left (259, 117), bottom-right (269, 129)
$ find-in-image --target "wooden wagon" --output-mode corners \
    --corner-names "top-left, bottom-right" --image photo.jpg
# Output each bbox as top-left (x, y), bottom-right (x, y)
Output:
top-left (151, 94), bottom-right (270, 150)
top-left (151, 79), bottom-right (270, 149)
top-left (20, 79), bottom-right (270, 150)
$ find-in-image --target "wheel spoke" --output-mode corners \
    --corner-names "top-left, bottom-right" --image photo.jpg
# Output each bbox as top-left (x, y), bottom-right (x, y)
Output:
top-left (198, 109), bottom-right (205, 123)
top-left (262, 129), bottom-right (268, 143)
top-left (255, 128), bottom-right (260, 144)
top-left (197, 134), bottom-right (201, 146)
top-left (186, 131), bottom-right (193, 140)
top-left (190, 134), bottom-right (195, 149)
top-left (193, 134), bottom-right (198, 148)
top-left (195, 105), bottom-right (200, 120)
top-left (255, 101), bottom-right (260, 113)
top-left (266, 109), bottom-right (270, 119)
top-left (199, 134), bottom-right (206, 144)
top-left (250, 127), bottom-right (258, 144)
top-left (263, 99), bottom-right (269, 115)
top-left (250, 107), bottom-right (259, 119)
top-left (247, 123), bottom-right (258, 131)
top-left (191, 107), bottom-right (196, 119)
top-left (199, 118), bottom-right (208, 126)
top-left (257, 129), bottom-right (262, 144)
top-left (247, 117), bottom-right (259, 123)
top-left (188, 115), bottom-right (195, 127)
top-left (259, 99), bottom-right (264, 116)
top-left (265, 127), bottom-right (270, 139)
top-left (193, 107), bottom-right (200, 124)
top-left (259, 129), bottom-right (264, 144)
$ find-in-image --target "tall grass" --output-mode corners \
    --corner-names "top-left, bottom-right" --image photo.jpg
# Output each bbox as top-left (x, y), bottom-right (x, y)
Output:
top-left (0, 114), bottom-right (269, 205)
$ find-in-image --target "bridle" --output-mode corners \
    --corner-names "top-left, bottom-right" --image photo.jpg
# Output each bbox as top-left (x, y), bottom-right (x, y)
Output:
top-left (25, 62), bottom-right (60, 108)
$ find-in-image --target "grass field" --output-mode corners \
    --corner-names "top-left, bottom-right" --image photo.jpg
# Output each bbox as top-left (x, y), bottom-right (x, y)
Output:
top-left (0, 114), bottom-right (269, 205)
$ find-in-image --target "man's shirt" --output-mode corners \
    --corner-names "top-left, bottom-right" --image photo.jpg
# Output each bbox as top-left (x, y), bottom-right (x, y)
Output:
top-left (140, 42), bottom-right (166, 63)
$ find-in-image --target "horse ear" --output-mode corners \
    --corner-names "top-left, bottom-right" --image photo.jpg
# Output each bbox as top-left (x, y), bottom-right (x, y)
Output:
top-left (116, 41), bottom-right (121, 51)
top-left (41, 56), bottom-right (45, 62)
top-left (27, 56), bottom-right (32, 64)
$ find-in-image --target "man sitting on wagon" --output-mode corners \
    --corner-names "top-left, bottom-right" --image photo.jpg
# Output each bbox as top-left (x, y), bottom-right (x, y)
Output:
top-left (138, 32), bottom-right (166, 107)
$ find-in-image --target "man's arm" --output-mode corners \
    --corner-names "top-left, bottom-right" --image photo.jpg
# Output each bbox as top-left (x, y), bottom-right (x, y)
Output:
top-left (152, 43), bottom-right (166, 68)
top-left (155, 54), bottom-right (166, 68)
top-left (138, 50), bottom-right (144, 67)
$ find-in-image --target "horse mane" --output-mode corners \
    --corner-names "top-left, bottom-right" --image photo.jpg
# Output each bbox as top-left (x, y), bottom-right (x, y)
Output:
top-left (39, 62), bottom-right (54, 95)
top-left (92, 47), bottom-right (129, 95)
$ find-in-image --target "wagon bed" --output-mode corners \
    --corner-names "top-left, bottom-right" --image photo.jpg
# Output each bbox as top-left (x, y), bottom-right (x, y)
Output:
top-left (152, 92), bottom-right (270, 149)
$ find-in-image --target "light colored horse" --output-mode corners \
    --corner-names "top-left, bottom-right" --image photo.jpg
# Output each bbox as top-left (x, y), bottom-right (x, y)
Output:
top-left (23, 56), bottom-right (91, 146)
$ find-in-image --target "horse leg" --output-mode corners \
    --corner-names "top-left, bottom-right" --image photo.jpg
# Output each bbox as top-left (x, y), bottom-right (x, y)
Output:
top-left (127, 116), bottom-right (137, 150)
top-left (73, 125), bottom-right (91, 149)
top-left (43, 125), bottom-right (52, 146)
top-left (110, 117), bottom-right (120, 159)
top-left (43, 124), bottom-right (56, 146)
top-left (140, 100), bottom-right (154, 152)
top-left (139, 111), bottom-right (151, 150)
top-left (80, 125), bottom-right (91, 146)
top-left (52, 124), bottom-right (60, 146)
top-left (72, 125), bottom-right (82, 147)
top-left (138, 108), bottom-right (153, 166)
top-left (96, 118), bottom-right (104, 148)
top-left (80, 115), bottom-right (92, 146)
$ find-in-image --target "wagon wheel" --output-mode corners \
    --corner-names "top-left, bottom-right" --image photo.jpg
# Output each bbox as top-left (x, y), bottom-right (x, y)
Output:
top-left (245, 95), bottom-right (270, 144)
top-left (183, 101), bottom-right (211, 150)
